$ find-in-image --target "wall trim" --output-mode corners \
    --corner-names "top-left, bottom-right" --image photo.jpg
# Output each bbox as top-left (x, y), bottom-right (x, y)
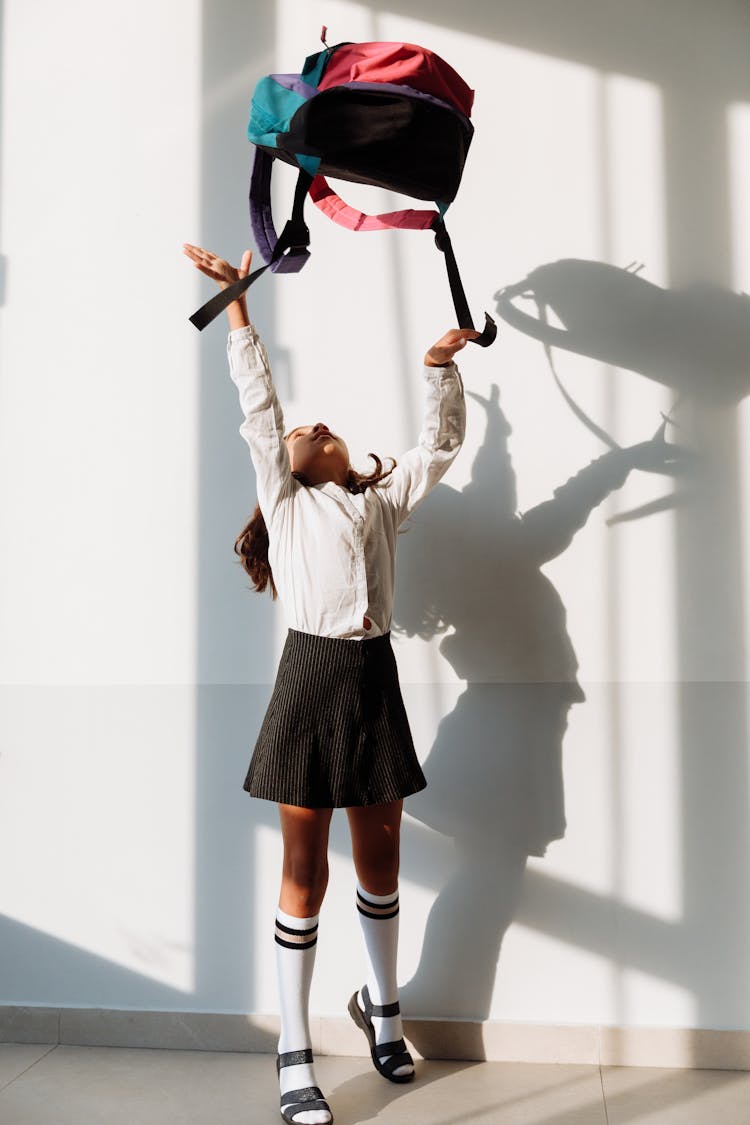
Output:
top-left (2, 1007), bottom-right (750, 1070)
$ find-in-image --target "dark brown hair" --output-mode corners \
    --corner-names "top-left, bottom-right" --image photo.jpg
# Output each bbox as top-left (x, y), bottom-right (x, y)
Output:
top-left (234, 454), bottom-right (396, 596)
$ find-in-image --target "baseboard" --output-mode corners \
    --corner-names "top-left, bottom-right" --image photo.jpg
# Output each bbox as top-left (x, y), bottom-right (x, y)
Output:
top-left (2, 1006), bottom-right (749, 1071)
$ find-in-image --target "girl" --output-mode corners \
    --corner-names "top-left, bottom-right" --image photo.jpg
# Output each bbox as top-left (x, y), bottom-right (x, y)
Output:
top-left (184, 243), bottom-right (474, 1125)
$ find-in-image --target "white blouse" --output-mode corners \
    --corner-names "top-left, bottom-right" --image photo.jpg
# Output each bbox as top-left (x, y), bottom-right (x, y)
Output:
top-left (228, 324), bottom-right (466, 639)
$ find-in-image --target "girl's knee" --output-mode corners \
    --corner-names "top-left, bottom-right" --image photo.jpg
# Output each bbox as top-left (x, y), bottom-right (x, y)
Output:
top-left (355, 852), bottom-right (400, 895)
top-left (283, 852), bottom-right (330, 900)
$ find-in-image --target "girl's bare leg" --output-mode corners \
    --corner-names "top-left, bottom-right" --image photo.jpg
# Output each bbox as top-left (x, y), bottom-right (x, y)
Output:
top-left (278, 804), bottom-right (334, 915)
top-left (346, 798), bottom-right (402, 894)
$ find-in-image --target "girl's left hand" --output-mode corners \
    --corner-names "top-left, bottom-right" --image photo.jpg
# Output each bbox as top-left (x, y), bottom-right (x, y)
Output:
top-left (425, 328), bottom-right (480, 367)
top-left (182, 244), bottom-right (252, 290)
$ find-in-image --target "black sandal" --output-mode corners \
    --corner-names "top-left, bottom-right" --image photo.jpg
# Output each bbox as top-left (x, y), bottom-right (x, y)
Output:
top-left (347, 985), bottom-right (415, 1083)
top-left (276, 1049), bottom-right (333, 1124)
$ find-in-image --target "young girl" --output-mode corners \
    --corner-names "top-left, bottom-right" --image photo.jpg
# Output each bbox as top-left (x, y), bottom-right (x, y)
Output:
top-left (184, 243), bottom-right (474, 1125)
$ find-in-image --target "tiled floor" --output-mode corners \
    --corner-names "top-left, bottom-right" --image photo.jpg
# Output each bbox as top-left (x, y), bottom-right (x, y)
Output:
top-left (1, 1044), bottom-right (750, 1124)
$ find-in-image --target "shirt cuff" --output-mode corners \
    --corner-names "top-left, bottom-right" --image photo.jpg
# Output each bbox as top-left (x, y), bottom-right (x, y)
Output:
top-left (228, 323), bottom-right (260, 343)
top-left (423, 360), bottom-right (458, 380)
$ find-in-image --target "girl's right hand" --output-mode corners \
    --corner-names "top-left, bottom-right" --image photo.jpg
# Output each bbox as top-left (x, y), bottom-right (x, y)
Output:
top-left (182, 244), bottom-right (253, 290)
top-left (425, 328), bottom-right (480, 367)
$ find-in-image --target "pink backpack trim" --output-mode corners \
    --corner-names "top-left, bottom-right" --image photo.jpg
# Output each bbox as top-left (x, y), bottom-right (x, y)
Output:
top-left (309, 175), bottom-right (438, 231)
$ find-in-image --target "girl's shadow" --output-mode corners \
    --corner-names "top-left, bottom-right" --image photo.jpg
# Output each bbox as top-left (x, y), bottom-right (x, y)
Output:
top-left (393, 384), bottom-right (631, 1031)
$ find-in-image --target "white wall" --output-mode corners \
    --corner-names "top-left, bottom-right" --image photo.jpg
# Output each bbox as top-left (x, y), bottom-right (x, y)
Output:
top-left (2, 0), bottom-right (750, 1033)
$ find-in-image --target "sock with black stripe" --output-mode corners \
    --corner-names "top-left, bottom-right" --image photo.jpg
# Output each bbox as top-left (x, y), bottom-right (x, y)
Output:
top-left (275, 907), bottom-right (330, 1125)
top-left (355, 883), bottom-right (414, 1079)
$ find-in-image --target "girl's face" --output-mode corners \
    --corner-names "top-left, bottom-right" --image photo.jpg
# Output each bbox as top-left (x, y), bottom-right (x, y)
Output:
top-left (285, 422), bottom-right (350, 485)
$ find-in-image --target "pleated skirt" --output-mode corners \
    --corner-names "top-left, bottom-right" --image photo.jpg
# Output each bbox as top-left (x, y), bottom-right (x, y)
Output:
top-left (243, 629), bottom-right (426, 808)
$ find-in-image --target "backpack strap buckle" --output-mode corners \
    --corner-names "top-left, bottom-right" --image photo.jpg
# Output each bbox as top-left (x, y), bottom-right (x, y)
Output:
top-left (271, 217), bottom-right (311, 273)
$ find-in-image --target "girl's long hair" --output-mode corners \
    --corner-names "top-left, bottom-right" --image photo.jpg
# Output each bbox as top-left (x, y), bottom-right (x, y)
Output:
top-left (234, 453), bottom-right (396, 597)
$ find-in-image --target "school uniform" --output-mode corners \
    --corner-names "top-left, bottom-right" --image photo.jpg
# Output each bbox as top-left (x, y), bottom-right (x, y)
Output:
top-left (228, 324), bottom-right (466, 807)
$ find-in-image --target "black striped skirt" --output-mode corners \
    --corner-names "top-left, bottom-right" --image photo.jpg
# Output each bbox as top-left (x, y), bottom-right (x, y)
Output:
top-left (243, 629), bottom-right (426, 808)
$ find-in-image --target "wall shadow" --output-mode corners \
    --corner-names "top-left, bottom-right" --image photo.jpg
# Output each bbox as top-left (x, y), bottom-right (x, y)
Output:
top-left (0, 915), bottom-right (189, 1010)
top-left (355, 0), bottom-right (750, 100)
top-left (496, 260), bottom-right (750, 408)
top-left (359, 0), bottom-right (750, 1037)
top-left (393, 383), bottom-right (662, 1038)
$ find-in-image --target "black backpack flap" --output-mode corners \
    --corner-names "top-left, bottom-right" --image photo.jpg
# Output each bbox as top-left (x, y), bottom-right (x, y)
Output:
top-left (279, 88), bottom-right (473, 204)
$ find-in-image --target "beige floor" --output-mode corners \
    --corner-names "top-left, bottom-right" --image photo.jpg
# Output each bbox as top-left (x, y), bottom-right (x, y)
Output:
top-left (1, 1045), bottom-right (750, 1124)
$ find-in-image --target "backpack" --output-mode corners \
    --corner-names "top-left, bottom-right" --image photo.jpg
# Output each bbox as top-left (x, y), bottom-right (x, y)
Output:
top-left (190, 34), bottom-right (496, 346)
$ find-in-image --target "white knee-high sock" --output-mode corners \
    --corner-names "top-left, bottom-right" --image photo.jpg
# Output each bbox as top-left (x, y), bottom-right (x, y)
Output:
top-left (275, 908), bottom-right (330, 1125)
top-left (355, 883), bottom-right (413, 1077)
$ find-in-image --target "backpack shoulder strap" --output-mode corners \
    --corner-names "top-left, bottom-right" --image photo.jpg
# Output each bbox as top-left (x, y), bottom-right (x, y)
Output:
top-left (189, 160), bottom-right (313, 331)
top-left (433, 218), bottom-right (497, 347)
top-left (249, 149), bottom-right (280, 263)
top-left (250, 149), bottom-right (314, 266)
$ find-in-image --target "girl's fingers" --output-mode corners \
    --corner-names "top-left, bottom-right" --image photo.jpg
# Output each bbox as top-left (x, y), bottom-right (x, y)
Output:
top-left (183, 243), bottom-right (247, 290)
top-left (431, 328), bottom-right (480, 350)
top-left (184, 252), bottom-right (224, 282)
top-left (183, 244), bottom-right (220, 268)
top-left (183, 248), bottom-right (214, 271)
top-left (194, 263), bottom-right (221, 280)
top-left (183, 243), bottom-right (210, 261)
top-left (238, 249), bottom-right (253, 279)
top-left (425, 325), bottom-right (482, 365)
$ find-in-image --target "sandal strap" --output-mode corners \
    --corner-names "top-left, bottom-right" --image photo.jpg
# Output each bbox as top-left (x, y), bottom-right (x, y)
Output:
top-left (277, 1048), bottom-right (314, 1069)
top-left (283, 1101), bottom-right (330, 1119)
top-left (361, 985), bottom-right (401, 1019)
top-left (371, 999), bottom-right (400, 1017)
top-left (377, 1048), bottom-right (414, 1079)
top-left (374, 1037), bottom-right (409, 1059)
top-left (280, 1084), bottom-right (326, 1107)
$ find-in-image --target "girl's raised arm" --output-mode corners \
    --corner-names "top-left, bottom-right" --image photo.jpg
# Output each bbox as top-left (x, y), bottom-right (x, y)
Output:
top-left (382, 328), bottom-right (476, 522)
top-left (184, 245), bottom-right (293, 516)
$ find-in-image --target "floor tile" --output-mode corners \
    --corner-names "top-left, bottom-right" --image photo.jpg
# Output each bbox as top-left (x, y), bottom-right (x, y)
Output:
top-left (321, 1058), bottom-right (606, 1125)
top-left (602, 1066), bottom-right (750, 1125)
top-left (0, 1047), bottom-right (276, 1125)
top-left (0, 1046), bottom-right (57, 1093)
